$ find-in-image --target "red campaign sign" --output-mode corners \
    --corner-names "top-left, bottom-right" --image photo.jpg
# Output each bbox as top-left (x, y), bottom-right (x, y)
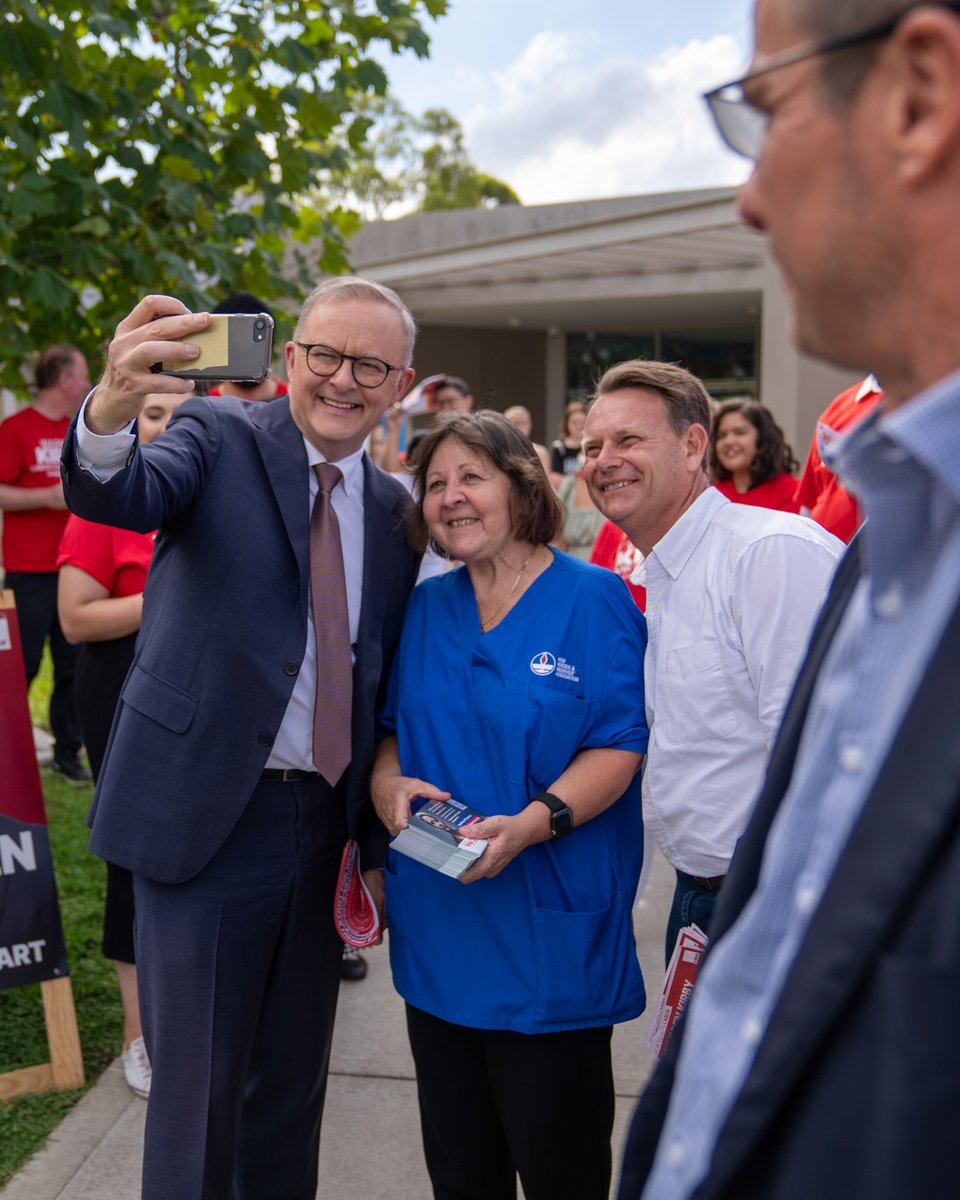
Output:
top-left (0, 593), bottom-right (69, 991)
top-left (0, 597), bottom-right (47, 825)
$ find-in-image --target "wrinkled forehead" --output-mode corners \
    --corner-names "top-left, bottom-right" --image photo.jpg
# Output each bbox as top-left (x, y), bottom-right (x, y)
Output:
top-left (584, 388), bottom-right (671, 438)
top-left (299, 296), bottom-right (410, 359)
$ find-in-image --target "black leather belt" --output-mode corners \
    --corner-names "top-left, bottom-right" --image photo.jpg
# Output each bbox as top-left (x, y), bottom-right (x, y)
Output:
top-left (691, 874), bottom-right (726, 892)
top-left (259, 768), bottom-right (319, 782)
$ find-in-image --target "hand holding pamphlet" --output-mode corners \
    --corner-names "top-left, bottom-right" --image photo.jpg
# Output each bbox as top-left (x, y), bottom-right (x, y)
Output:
top-left (646, 924), bottom-right (708, 1058)
top-left (390, 798), bottom-right (488, 879)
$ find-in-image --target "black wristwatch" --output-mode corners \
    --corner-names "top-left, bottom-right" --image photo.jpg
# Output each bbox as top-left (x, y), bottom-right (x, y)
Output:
top-left (532, 791), bottom-right (574, 839)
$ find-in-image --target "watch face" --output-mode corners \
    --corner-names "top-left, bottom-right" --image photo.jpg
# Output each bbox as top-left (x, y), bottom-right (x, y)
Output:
top-left (551, 807), bottom-right (574, 839)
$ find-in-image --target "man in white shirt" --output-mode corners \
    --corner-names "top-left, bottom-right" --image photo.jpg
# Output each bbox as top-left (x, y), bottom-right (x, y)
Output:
top-left (582, 359), bottom-right (841, 960)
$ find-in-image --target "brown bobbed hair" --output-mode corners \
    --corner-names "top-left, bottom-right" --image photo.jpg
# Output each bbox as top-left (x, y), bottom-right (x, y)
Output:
top-left (708, 399), bottom-right (800, 488)
top-left (407, 411), bottom-right (563, 556)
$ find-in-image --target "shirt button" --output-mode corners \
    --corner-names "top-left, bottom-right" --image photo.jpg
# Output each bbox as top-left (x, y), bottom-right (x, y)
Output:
top-left (741, 1017), bottom-right (763, 1045)
top-left (795, 885), bottom-right (819, 914)
top-left (283, 661), bottom-right (299, 676)
top-left (874, 585), bottom-right (904, 619)
top-left (258, 732), bottom-right (275, 748)
top-left (839, 742), bottom-right (866, 772)
top-left (665, 1141), bottom-right (686, 1168)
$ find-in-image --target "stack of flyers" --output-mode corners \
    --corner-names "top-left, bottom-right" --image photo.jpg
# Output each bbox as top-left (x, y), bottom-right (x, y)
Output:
top-left (646, 924), bottom-right (709, 1059)
top-left (390, 798), bottom-right (487, 879)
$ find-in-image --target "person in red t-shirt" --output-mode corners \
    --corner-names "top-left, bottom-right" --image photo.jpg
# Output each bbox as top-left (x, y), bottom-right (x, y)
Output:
top-left (796, 376), bottom-right (883, 542)
top-left (57, 390), bottom-right (191, 1099)
top-left (0, 344), bottom-right (91, 782)
top-left (708, 398), bottom-right (801, 514)
top-left (589, 518), bottom-right (646, 610)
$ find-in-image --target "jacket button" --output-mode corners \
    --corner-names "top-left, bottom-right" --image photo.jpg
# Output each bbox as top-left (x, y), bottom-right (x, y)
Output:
top-left (283, 661), bottom-right (299, 676)
top-left (258, 733), bottom-right (274, 748)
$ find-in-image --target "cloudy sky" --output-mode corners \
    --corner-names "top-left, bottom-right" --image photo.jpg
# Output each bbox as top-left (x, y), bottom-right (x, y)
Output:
top-left (381, 0), bottom-right (757, 206)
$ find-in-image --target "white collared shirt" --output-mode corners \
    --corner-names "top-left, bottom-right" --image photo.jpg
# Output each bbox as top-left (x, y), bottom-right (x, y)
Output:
top-left (73, 398), bottom-right (366, 772)
top-left (634, 488), bottom-right (842, 878)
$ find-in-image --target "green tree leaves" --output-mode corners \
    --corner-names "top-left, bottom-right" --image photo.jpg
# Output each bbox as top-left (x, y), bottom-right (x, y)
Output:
top-left (0, 0), bottom-right (446, 388)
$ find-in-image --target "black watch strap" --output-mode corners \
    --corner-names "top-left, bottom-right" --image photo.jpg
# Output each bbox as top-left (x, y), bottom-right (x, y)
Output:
top-left (532, 791), bottom-right (574, 839)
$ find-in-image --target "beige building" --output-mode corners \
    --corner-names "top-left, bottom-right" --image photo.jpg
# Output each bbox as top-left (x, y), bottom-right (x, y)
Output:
top-left (349, 186), bottom-right (860, 456)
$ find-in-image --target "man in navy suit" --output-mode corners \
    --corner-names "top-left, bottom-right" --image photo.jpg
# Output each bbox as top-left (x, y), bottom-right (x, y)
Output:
top-left (61, 278), bottom-right (420, 1198)
top-left (619, 2), bottom-right (960, 1198)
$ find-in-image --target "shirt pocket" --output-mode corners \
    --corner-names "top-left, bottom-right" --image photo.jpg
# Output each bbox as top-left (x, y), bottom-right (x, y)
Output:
top-left (504, 679), bottom-right (594, 789)
top-left (533, 890), bottom-right (639, 1024)
top-left (657, 643), bottom-right (737, 743)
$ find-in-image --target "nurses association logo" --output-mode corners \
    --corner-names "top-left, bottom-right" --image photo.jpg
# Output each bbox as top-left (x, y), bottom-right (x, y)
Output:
top-left (530, 651), bottom-right (556, 677)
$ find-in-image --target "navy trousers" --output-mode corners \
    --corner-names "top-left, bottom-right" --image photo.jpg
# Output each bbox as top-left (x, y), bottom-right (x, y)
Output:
top-left (133, 775), bottom-right (347, 1200)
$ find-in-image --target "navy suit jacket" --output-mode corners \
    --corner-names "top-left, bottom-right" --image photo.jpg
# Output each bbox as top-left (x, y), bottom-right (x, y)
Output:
top-left (620, 538), bottom-right (960, 1200)
top-left (61, 394), bottom-right (420, 884)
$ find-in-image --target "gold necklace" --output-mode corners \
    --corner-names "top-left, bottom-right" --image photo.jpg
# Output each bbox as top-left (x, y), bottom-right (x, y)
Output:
top-left (479, 547), bottom-right (538, 633)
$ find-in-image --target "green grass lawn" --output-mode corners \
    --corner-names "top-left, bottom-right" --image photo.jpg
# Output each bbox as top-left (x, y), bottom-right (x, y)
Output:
top-left (0, 649), bottom-right (123, 1186)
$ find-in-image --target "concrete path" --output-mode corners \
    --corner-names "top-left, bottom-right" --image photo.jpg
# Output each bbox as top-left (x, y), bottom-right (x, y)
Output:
top-left (3, 851), bottom-right (674, 1199)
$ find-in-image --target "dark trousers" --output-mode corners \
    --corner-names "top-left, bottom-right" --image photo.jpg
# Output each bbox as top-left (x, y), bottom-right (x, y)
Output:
top-left (133, 775), bottom-right (347, 1200)
top-left (406, 1004), bottom-right (615, 1200)
top-left (74, 635), bottom-right (138, 963)
top-left (665, 869), bottom-right (721, 966)
top-left (4, 570), bottom-right (81, 756)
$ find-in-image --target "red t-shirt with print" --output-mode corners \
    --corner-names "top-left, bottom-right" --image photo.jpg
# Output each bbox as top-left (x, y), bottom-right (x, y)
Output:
top-left (0, 407), bottom-right (70, 571)
top-left (589, 519), bottom-right (646, 611)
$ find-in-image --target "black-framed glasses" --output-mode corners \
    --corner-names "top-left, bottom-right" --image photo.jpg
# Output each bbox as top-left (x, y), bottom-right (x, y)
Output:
top-left (295, 342), bottom-right (403, 388)
top-left (703, 3), bottom-right (960, 160)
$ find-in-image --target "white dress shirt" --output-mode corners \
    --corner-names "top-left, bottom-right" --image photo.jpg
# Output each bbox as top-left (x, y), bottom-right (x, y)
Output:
top-left (634, 488), bottom-right (842, 878)
top-left (73, 397), bottom-right (365, 771)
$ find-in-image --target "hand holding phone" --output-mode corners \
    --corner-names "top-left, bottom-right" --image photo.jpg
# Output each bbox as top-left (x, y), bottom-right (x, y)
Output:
top-left (152, 313), bottom-right (275, 382)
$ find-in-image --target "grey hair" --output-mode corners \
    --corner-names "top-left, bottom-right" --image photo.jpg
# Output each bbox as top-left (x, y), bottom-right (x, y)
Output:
top-left (294, 276), bottom-right (417, 363)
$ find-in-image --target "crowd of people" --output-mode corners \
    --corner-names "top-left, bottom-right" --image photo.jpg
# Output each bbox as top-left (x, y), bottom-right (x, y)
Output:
top-left (3, 3), bottom-right (959, 1198)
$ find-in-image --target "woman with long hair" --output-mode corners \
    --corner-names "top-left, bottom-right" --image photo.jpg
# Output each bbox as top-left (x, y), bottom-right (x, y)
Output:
top-left (709, 398), bottom-right (800, 513)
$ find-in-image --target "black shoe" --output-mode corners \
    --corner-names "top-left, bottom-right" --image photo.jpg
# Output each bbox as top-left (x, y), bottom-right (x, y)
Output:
top-left (52, 752), bottom-right (93, 785)
top-left (341, 948), bottom-right (368, 982)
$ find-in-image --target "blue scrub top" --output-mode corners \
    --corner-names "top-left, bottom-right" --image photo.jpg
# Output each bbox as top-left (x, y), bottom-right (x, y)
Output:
top-left (380, 551), bottom-right (649, 1034)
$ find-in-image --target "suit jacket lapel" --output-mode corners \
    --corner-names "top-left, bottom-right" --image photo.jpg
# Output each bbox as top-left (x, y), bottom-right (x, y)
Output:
top-left (704, 577), bottom-right (960, 1197)
top-left (252, 399), bottom-right (310, 596)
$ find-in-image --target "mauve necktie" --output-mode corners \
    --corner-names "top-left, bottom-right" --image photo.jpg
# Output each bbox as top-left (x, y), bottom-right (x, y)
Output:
top-left (310, 462), bottom-right (352, 786)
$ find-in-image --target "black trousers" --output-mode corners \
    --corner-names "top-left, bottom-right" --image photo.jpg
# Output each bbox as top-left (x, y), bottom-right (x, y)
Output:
top-left (406, 1004), bottom-right (615, 1200)
top-left (4, 570), bottom-right (81, 755)
top-left (134, 775), bottom-right (347, 1200)
top-left (74, 634), bottom-right (138, 963)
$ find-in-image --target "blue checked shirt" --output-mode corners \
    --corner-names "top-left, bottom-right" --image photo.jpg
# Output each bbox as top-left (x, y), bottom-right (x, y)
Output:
top-left (641, 371), bottom-right (960, 1200)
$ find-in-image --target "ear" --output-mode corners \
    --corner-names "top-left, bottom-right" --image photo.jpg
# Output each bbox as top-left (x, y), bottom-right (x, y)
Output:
top-left (885, 8), bottom-right (960, 184)
top-left (684, 421), bottom-right (709, 471)
top-left (284, 340), bottom-right (297, 377)
top-left (395, 366), bottom-right (416, 399)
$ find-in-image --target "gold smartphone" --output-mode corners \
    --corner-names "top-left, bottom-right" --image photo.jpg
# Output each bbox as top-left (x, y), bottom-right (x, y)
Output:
top-left (152, 313), bottom-right (275, 382)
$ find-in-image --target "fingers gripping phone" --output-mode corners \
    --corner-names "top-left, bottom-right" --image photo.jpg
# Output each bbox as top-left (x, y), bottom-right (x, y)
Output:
top-left (152, 313), bottom-right (275, 382)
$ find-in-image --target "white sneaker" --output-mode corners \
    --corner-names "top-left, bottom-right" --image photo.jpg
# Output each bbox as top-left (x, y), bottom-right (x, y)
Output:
top-left (122, 1036), bottom-right (152, 1099)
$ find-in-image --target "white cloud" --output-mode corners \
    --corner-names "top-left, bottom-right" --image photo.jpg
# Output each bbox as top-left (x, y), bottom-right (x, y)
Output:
top-left (463, 33), bottom-right (751, 204)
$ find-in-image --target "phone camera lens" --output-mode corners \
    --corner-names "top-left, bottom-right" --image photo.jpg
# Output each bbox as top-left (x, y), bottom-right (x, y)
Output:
top-left (255, 320), bottom-right (266, 331)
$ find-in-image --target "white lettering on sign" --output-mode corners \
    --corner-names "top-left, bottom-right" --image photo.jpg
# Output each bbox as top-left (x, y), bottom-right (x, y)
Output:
top-left (0, 615), bottom-right (10, 652)
top-left (0, 831), bottom-right (37, 875)
top-left (0, 940), bottom-right (46, 969)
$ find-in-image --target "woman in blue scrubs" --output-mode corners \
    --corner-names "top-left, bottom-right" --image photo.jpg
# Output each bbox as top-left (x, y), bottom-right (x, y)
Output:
top-left (372, 411), bottom-right (649, 1200)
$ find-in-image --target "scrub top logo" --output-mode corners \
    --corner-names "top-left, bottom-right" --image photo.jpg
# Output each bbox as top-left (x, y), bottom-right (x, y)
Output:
top-left (530, 651), bottom-right (556, 677)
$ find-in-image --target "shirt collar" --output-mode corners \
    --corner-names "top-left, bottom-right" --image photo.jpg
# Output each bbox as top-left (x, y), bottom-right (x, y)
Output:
top-left (648, 486), bottom-right (727, 580)
top-left (855, 374), bottom-right (881, 402)
top-left (302, 439), bottom-right (365, 499)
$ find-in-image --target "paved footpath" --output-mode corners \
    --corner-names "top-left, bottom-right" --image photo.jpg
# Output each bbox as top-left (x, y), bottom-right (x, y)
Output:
top-left (3, 851), bottom-right (674, 1199)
